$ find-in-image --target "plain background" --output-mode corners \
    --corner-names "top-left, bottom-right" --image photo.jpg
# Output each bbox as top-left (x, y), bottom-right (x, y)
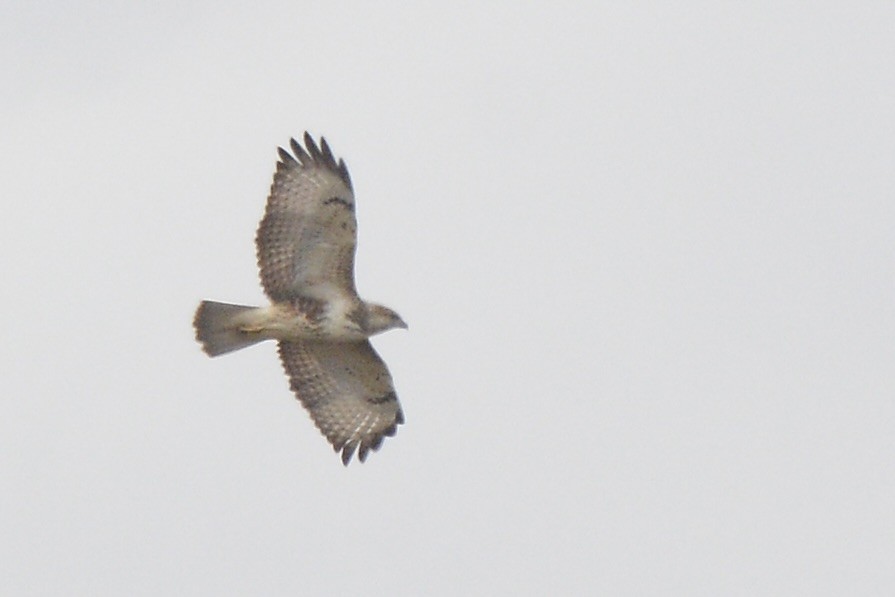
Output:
top-left (2, 2), bottom-right (893, 595)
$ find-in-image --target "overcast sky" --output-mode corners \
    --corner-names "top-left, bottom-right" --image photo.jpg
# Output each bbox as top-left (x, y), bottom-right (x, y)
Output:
top-left (2, 2), bottom-right (893, 595)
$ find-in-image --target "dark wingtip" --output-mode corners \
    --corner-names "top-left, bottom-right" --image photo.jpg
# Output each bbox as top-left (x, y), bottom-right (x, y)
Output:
top-left (303, 131), bottom-right (321, 161)
top-left (320, 137), bottom-right (333, 160)
top-left (340, 442), bottom-right (356, 466)
top-left (278, 132), bottom-right (353, 191)
top-left (289, 137), bottom-right (310, 164)
top-left (337, 158), bottom-right (353, 191)
top-left (277, 146), bottom-right (296, 165)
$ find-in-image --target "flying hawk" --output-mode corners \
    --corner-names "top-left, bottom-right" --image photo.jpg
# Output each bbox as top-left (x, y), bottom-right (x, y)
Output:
top-left (194, 133), bottom-right (407, 465)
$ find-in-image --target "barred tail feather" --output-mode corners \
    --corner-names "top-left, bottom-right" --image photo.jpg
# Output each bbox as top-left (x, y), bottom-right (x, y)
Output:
top-left (194, 300), bottom-right (264, 356)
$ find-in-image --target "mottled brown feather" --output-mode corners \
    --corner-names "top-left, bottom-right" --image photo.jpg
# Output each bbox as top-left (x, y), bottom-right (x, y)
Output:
top-left (256, 134), bottom-right (357, 302)
top-left (277, 340), bottom-right (404, 465)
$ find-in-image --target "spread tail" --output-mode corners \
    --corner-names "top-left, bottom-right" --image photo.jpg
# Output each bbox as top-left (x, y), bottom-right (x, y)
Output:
top-left (194, 300), bottom-right (265, 356)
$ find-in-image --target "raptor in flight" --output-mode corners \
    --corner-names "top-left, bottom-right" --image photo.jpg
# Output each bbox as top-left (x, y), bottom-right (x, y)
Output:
top-left (194, 133), bottom-right (407, 465)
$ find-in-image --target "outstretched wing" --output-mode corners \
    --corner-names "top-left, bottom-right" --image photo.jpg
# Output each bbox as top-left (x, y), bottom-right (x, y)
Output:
top-left (256, 133), bottom-right (357, 302)
top-left (277, 340), bottom-right (404, 465)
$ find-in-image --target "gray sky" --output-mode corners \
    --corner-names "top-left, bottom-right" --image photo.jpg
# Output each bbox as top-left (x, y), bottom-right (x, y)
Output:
top-left (2, 2), bottom-right (893, 595)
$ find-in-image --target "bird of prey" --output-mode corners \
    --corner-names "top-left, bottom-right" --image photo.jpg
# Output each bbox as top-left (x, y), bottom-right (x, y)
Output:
top-left (194, 133), bottom-right (407, 465)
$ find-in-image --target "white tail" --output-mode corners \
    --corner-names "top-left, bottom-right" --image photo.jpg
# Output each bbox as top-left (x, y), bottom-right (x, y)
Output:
top-left (193, 300), bottom-right (265, 356)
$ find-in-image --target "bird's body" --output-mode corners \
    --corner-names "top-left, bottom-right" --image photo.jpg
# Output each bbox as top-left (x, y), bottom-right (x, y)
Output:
top-left (194, 133), bottom-right (406, 465)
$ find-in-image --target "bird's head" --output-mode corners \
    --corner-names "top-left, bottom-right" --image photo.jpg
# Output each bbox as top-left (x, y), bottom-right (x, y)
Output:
top-left (363, 304), bottom-right (408, 335)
